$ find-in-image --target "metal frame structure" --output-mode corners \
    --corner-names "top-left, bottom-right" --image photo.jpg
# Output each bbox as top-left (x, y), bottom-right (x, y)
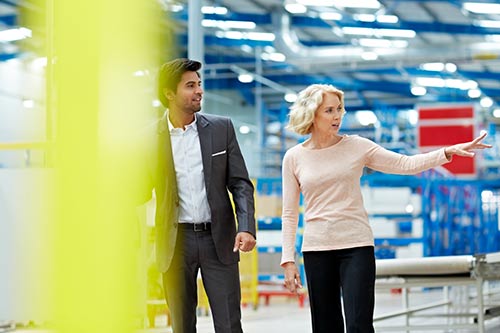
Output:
top-left (375, 252), bottom-right (500, 332)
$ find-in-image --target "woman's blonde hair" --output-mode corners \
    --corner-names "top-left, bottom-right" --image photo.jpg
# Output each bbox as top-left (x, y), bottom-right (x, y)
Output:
top-left (286, 84), bottom-right (345, 135)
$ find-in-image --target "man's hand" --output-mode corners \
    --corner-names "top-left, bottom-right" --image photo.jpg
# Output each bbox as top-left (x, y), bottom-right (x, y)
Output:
top-left (233, 232), bottom-right (256, 252)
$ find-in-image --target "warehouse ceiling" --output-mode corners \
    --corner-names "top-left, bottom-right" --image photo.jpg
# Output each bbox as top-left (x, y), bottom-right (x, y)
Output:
top-left (1, 0), bottom-right (500, 118)
top-left (169, 0), bottom-right (500, 118)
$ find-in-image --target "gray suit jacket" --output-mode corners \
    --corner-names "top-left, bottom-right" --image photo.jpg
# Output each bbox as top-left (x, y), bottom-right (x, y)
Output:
top-left (154, 112), bottom-right (256, 273)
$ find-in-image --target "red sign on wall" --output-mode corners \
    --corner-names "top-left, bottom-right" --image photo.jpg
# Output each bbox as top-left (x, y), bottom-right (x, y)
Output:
top-left (417, 105), bottom-right (476, 176)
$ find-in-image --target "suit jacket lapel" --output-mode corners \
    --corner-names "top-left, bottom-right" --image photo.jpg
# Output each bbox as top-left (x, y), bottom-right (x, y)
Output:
top-left (157, 113), bottom-right (178, 201)
top-left (197, 114), bottom-right (212, 192)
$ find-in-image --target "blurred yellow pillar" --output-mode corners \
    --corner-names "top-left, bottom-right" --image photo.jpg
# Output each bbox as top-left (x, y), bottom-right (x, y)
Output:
top-left (39, 0), bottom-right (168, 332)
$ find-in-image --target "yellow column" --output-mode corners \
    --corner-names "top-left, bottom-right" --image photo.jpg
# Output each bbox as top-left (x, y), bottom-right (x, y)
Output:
top-left (33, 1), bottom-right (169, 332)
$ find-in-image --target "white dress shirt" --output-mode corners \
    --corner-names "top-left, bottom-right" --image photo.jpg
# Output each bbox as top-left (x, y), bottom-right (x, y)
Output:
top-left (168, 114), bottom-right (211, 223)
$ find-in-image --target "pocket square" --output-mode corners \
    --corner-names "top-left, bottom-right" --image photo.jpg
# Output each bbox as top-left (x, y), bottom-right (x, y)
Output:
top-left (211, 150), bottom-right (226, 157)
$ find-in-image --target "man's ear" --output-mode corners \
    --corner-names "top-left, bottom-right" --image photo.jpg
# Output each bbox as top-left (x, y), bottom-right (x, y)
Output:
top-left (163, 88), bottom-right (174, 100)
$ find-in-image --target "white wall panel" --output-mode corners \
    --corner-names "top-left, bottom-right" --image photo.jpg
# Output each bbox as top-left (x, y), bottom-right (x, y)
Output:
top-left (0, 169), bottom-right (53, 323)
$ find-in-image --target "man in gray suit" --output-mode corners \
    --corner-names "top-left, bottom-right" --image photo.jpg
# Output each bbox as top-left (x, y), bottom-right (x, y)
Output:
top-left (155, 58), bottom-right (256, 333)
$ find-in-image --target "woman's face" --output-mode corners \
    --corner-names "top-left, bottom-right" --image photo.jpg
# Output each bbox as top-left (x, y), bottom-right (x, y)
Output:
top-left (311, 92), bottom-right (343, 135)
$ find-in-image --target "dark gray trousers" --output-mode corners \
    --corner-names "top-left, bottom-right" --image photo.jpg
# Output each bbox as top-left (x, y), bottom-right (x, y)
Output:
top-left (163, 227), bottom-right (242, 333)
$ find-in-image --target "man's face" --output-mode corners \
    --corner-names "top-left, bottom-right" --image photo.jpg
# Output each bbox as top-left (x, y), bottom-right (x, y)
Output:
top-left (169, 71), bottom-right (203, 114)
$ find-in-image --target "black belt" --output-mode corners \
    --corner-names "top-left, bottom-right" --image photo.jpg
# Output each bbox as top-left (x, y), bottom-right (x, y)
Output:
top-left (178, 222), bottom-right (211, 232)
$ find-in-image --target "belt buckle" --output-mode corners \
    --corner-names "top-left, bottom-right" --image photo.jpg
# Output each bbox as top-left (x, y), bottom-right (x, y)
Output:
top-left (193, 223), bottom-right (205, 232)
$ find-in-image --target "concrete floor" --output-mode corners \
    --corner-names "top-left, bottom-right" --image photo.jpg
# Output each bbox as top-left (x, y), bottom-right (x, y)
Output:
top-left (9, 287), bottom-right (500, 333)
top-left (140, 287), bottom-right (500, 333)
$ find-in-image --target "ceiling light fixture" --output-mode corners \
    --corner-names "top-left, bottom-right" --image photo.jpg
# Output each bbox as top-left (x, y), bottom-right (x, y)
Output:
top-left (420, 62), bottom-right (445, 71)
top-left (342, 27), bottom-right (416, 38)
top-left (238, 73), bottom-right (254, 83)
top-left (284, 92), bottom-right (298, 103)
top-left (474, 20), bottom-right (500, 28)
top-left (319, 12), bottom-right (343, 21)
top-left (407, 109), bottom-right (419, 125)
top-left (264, 46), bottom-right (276, 53)
top-left (298, 0), bottom-right (381, 9)
top-left (201, 6), bottom-right (228, 15)
top-left (216, 30), bottom-right (242, 39)
top-left (22, 99), bottom-right (34, 108)
top-left (202, 19), bottom-right (256, 30)
top-left (0, 27), bottom-right (32, 42)
top-left (415, 77), bottom-right (478, 90)
top-left (240, 45), bottom-right (253, 53)
top-left (480, 97), bottom-right (494, 108)
top-left (32, 57), bottom-right (47, 69)
top-left (468, 89), bottom-right (481, 98)
top-left (215, 31), bottom-right (275, 41)
top-left (376, 15), bottom-right (399, 24)
top-left (268, 52), bottom-right (286, 62)
top-left (246, 32), bottom-right (275, 41)
top-left (411, 86), bottom-right (426, 96)
top-left (239, 125), bottom-right (251, 134)
top-left (354, 14), bottom-right (376, 22)
top-left (445, 63), bottom-right (457, 73)
top-left (231, 65), bottom-right (295, 97)
top-left (493, 108), bottom-right (500, 118)
top-left (463, 2), bottom-right (500, 14)
top-left (285, 3), bottom-right (307, 14)
top-left (356, 110), bottom-right (378, 126)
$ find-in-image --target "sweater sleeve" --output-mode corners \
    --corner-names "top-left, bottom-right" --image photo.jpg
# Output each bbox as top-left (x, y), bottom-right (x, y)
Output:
top-left (281, 150), bottom-right (301, 265)
top-left (363, 138), bottom-right (451, 174)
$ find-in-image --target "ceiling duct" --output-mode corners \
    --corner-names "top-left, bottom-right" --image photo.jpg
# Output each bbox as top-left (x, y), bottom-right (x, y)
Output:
top-left (272, 10), bottom-right (500, 69)
top-left (272, 10), bottom-right (364, 64)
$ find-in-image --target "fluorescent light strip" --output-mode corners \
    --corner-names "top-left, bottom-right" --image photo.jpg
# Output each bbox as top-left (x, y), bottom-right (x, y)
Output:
top-left (474, 20), bottom-right (500, 28)
top-left (377, 15), bottom-right (399, 24)
top-left (202, 19), bottom-right (256, 30)
top-left (421, 62), bottom-right (457, 73)
top-left (285, 3), bottom-right (307, 14)
top-left (342, 27), bottom-right (415, 38)
top-left (319, 12), bottom-right (343, 21)
top-left (420, 62), bottom-right (445, 71)
top-left (298, 0), bottom-right (381, 9)
top-left (0, 27), bottom-right (32, 42)
top-left (216, 31), bottom-right (275, 41)
top-left (354, 14), bottom-right (376, 22)
top-left (463, 2), bottom-right (500, 14)
top-left (201, 6), bottom-right (228, 15)
top-left (247, 32), bottom-right (275, 41)
top-left (415, 77), bottom-right (478, 90)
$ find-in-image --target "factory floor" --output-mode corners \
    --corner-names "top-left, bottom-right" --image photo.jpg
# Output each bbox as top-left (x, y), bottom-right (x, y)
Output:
top-left (139, 287), bottom-right (500, 333)
top-left (10, 286), bottom-right (500, 333)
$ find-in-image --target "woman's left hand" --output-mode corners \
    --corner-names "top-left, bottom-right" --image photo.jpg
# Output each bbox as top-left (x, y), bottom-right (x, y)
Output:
top-left (444, 131), bottom-right (493, 159)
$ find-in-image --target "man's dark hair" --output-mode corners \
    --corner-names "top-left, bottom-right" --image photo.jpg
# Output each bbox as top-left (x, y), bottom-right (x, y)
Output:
top-left (158, 58), bottom-right (202, 107)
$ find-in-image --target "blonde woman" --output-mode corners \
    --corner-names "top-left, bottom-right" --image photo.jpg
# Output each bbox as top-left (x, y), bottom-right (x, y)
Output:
top-left (280, 84), bottom-right (492, 333)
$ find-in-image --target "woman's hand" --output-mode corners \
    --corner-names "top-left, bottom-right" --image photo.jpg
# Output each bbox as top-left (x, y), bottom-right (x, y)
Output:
top-left (283, 262), bottom-right (303, 294)
top-left (444, 131), bottom-right (493, 160)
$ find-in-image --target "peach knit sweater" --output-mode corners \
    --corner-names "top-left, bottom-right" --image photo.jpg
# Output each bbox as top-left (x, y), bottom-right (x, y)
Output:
top-left (280, 134), bottom-right (450, 265)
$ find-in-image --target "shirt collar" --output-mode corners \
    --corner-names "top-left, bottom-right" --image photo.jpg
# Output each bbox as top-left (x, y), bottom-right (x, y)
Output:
top-left (167, 111), bottom-right (198, 133)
